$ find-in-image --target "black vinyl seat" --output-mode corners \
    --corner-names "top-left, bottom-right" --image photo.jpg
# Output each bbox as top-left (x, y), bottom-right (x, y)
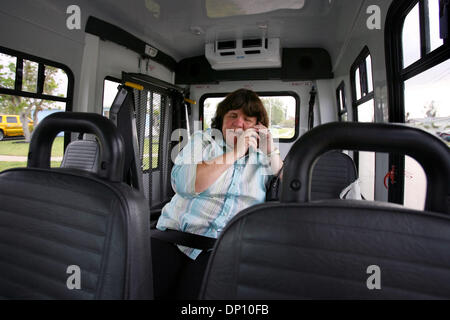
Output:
top-left (311, 151), bottom-right (357, 200)
top-left (266, 150), bottom-right (357, 201)
top-left (0, 112), bottom-right (153, 299)
top-left (200, 122), bottom-right (450, 299)
top-left (200, 200), bottom-right (450, 299)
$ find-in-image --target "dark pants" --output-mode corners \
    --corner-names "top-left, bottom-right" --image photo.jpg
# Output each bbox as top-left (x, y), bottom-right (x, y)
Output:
top-left (151, 238), bottom-right (211, 300)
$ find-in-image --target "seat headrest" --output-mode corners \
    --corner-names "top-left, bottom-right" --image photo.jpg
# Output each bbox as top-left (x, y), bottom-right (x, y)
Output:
top-left (60, 139), bottom-right (100, 173)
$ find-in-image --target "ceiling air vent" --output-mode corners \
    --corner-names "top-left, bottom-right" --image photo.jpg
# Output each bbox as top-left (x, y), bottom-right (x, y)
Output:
top-left (205, 37), bottom-right (281, 70)
top-left (217, 40), bottom-right (236, 50)
top-left (243, 38), bottom-right (262, 48)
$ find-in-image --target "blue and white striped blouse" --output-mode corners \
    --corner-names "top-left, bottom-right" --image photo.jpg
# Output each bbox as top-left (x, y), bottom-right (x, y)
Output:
top-left (156, 129), bottom-right (274, 260)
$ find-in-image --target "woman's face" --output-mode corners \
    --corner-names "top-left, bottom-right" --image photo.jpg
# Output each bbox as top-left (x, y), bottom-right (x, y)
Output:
top-left (221, 108), bottom-right (257, 146)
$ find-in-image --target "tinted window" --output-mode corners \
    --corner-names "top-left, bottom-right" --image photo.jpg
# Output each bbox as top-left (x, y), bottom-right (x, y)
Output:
top-left (202, 93), bottom-right (298, 141)
top-left (6, 116), bottom-right (17, 123)
top-left (0, 53), bottom-right (16, 89)
top-left (0, 47), bottom-right (73, 171)
top-left (102, 77), bottom-right (121, 118)
top-left (336, 81), bottom-right (347, 121)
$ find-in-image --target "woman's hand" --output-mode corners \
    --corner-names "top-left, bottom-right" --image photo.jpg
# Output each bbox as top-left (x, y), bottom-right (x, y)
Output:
top-left (195, 128), bottom-right (258, 193)
top-left (234, 128), bottom-right (259, 159)
top-left (253, 123), bottom-right (274, 155)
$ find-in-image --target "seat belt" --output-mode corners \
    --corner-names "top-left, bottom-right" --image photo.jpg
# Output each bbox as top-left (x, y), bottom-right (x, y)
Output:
top-left (151, 229), bottom-right (216, 250)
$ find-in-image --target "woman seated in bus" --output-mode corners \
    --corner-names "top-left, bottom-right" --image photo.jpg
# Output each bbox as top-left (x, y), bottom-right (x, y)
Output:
top-left (154, 88), bottom-right (283, 297)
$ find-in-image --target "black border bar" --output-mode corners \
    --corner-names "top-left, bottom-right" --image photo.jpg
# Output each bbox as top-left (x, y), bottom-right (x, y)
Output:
top-left (85, 16), bottom-right (177, 72)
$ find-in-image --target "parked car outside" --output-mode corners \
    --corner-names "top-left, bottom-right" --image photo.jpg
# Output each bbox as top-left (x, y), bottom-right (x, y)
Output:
top-left (0, 114), bottom-right (34, 140)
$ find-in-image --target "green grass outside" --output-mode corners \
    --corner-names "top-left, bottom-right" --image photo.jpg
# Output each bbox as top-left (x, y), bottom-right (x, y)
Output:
top-left (0, 137), bottom-right (64, 157)
top-left (142, 138), bottom-right (160, 170)
top-left (0, 137), bottom-right (64, 171)
top-left (0, 136), bottom-right (162, 172)
top-left (0, 161), bottom-right (62, 171)
top-left (143, 138), bottom-right (159, 153)
top-left (271, 128), bottom-right (295, 139)
top-left (142, 147), bottom-right (159, 170)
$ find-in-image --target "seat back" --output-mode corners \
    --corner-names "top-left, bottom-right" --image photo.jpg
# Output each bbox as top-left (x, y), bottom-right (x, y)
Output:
top-left (0, 112), bottom-right (152, 299)
top-left (266, 151), bottom-right (357, 201)
top-left (201, 122), bottom-right (450, 299)
top-left (60, 138), bottom-right (100, 173)
top-left (311, 150), bottom-right (357, 200)
top-left (201, 201), bottom-right (450, 299)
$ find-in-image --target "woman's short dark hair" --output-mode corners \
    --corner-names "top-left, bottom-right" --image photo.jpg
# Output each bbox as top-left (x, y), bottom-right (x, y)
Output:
top-left (211, 89), bottom-right (269, 131)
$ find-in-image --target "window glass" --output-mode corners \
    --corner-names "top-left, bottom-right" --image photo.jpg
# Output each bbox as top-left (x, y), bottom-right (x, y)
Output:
top-left (404, 59), bottom-right (450, 144)
top-left (142, 92), bottom-right (162, 171)
top-left (6, 116), bottom-right (17, 123)
top-left (359, 151), bottom-right (375, 201)
top-left (356, 99), bottom-right (375, 200)
top-left (341, 113), bottom-right (348, 122)
top-left (43, 66), bottom-right (68, 98)
top-left (202, 95), bottom-right (297, 140)
top-left (358, 99), bottom-right (375, 123)
top-left (404, 156), bottom-right (427, 210)
top-left (102, 78), bottom-right (120, 117)
top-left (0, 53), bottom-right (16, 89)
top-left (366, 55), bottom-right (373, 93)
top-left (355, 68), bottom-right (361, 100)
top-left (0, 48), bottom-right (72, 171)
top-left (391, 0), bottom-right (449, 210)
top-left (336, 82), bottom-right (347, 122)
top-left (0, 98), bottom-right (68, 170)
top-left (22, 59), bottom-right (38, 93)
top-left (151, 93), bottom-right (161, 170)
top-left (203, 97), bottom-right (223, 130)
top-left (339, 91), bottom-right (344, 112)
top-left (0, 95), bottom-right (67, 169)
top-left (402, 3), bottom-right (421, 68)
top-left (261, 96), bottom-right (296, 139)
top-left (427, 0), bottom-right (444, 52)
top-left (403, 59), bottom-right (449, 209)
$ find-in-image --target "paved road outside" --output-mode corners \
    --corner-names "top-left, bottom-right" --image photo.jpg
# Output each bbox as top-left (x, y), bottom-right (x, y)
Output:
top-left (0, 155), bottom-right (63, 161)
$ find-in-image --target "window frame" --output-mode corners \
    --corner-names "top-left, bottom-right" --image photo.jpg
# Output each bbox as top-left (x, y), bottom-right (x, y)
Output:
top-left (386, 0), bottom-right (450, 123)
top-left (0, 46), bottom-right (74, 109)
top-left (336, 81), bottom-right (347, 122)
top-left (102, 76), bottom-right (121, 103)
top-left (0, 45), bottom-right (75, 149)
top-left (385, 0), bottom-right (450, 205)
top-left (199, 91), bottom-right (300, 143)
top-left (102, 76), bottom-right (121, 117)
top-left (350, 46), bottom-right (375, 122)
top-left (350, 46), bottom-right (376, 199)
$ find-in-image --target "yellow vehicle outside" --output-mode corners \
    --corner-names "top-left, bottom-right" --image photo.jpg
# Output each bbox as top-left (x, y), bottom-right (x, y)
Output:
top-left (0, 115), bottom-right (34, 140)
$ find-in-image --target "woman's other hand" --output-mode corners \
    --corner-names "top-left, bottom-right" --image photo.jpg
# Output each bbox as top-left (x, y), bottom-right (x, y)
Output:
top-left (253, 123), bottom-right (274, 155)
